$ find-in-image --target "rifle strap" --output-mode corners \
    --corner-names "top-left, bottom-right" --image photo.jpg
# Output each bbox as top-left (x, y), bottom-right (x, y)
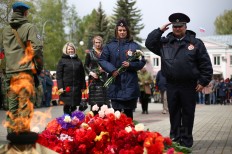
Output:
top-left (12, 29), bottom-right (26, 50)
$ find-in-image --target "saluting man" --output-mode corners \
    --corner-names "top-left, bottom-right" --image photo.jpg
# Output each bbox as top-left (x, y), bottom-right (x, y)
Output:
top-left (145, 13), bottom-right (213, 148)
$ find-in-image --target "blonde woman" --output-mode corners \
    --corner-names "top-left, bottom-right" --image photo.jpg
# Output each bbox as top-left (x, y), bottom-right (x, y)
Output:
top-left (56, 42), bottom-right (86, 115)
top-left (84, 36), bottom-right (109, 114)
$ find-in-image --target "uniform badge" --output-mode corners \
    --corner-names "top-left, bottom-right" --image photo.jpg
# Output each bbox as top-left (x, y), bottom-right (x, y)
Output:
top-left (188, 44), bottom-right (194, 50)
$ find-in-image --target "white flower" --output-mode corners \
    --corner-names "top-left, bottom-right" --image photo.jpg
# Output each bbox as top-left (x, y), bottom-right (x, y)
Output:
top-left (125, 126), bottom-right (132, 133)
top-left (64, 115), bottom-right (72, 123)
top-left (128, 50), bottom-right (133, 56)
top-left (114, 111), bottom-right (121, 119)
top-left (143, 147), bottom-right (148, 154)
top-left (99, 110), bottom-right (105, 118)
top-left (105, 108), bottom-right (115, 115)
top-left (31, 127), bottom-right (40, 133)
top-left (136, 49), bottom-right (144, 56)
top-left (59, 133), bottom-right (73, 141)
top-left (100, 105), bottom-right (108, 112)
top-left (135, 123), bottom-right (145, 131)
top-left (92, 104), bottom-right (99, 111)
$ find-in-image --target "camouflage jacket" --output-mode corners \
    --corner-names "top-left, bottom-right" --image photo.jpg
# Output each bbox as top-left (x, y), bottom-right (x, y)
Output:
top-left (0, 12), bottom-right (43, 74)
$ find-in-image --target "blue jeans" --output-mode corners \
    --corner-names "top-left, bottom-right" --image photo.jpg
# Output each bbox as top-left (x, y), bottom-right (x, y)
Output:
top-left (198, 92), bottom-right (205, 104)
top-left (210, 92), bottom-right (216, 104)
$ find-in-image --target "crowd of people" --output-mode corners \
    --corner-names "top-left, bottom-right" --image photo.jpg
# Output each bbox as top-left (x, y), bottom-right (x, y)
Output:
top-left (198, 77), bottom-right (232, 105)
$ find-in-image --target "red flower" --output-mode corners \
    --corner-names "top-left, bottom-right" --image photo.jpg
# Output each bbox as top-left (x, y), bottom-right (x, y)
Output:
top-left (164, 137), bottom-right (173, 146)
top-left (65, 86), bottom-right (71, 92)
top-left (37, 105), bottom-right (185, 154)
top-left (0, 52), bottom-right (4, 59)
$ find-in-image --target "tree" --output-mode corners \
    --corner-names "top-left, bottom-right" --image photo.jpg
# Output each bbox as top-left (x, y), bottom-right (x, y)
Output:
top-left (66, 5), bottom-right (81, 43)
top-left (35, 0), bottom-right (67, 70)
top-left (113, 0), bottom-right (144, 42)
top-left (214, 9), bottom-right (232, 34)
top-left (0, 0), bottom-right (14, 29)
top-left (90, 2), bottom-right (111, 44)
top-left (0, 0), bottom-right (37, 30)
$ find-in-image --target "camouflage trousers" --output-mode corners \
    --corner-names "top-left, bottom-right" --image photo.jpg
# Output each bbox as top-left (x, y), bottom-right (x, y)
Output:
top-left (34, 83), bottom-right (43, 108)
top-left (1, 74), bottom-right (8, 110)
top-left (5, 71), bottom-right (35, 133)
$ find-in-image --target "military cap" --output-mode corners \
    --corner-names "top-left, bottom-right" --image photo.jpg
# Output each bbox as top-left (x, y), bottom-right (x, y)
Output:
top-left (12, 2), bottom-right (30, 11)
top-left (169, 13), bottom-right (190, 26)
top-left (116, 19), bottom-right (128, 27)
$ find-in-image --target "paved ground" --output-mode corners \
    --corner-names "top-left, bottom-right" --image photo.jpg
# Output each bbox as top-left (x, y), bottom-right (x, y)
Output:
top-left (0, 102), bottom-right (232, 154)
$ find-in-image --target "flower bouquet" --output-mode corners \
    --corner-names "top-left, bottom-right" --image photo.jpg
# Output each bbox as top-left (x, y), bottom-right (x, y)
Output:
top-left (103, 50), bottom-right (144, 88)
top-left (57, 86), bottom-right (71, 95)
top-left (92, 65), bottom-right (105, 83)
top-left (37, 105), bottom-right (191, 154)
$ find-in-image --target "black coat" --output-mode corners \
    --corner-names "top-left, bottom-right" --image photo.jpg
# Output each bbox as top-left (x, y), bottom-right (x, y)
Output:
top-left (56, 54), bottom-right (86, 106)
top-left (84, 49), bottom-right (108, 106)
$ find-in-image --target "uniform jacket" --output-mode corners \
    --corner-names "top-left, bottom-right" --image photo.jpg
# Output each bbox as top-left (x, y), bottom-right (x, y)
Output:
top-left (145, 28), bottom-right (213, 86)
top-left (99, 38), bottom-right (146, 101)
top-left (56, 54), bottom-right (86, 106)
top-left (0, 12), bottom-right (43, 74)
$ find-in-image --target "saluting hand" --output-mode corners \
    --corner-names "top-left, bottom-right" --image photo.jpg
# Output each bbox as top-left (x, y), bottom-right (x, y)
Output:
top-left (160, 22), bottom-right (172, 32)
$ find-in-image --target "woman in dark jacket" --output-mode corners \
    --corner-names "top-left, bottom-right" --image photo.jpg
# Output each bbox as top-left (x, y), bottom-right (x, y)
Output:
top-left (84, 36), bottom-right (109, 113)
top-left (99, 19), bottom-right (146, 119)
top-left (56, 42), bottom-right (86, 114)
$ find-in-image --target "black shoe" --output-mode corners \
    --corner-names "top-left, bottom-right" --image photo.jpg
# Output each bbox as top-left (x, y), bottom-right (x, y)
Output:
top-left (145, 111), bottom-right (148, 114)
top-left (142, 111), bottom-right (145, 114)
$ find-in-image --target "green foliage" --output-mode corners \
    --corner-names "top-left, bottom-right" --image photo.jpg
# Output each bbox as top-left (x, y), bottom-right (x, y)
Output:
top-left (214, 9), bottom-right (232, 34)
top-left (113, 0), bottom-right (144, 43)
top-left (0, 0), bottom-right (16, 28)
top-left (89, 2), bottom-right (111, 44)
top-left (167, 142), bottom-right (192, 154)
top-left (72, 13), bottom-right (97, 61)
top-left (34, 0), bottom-right (67, 70)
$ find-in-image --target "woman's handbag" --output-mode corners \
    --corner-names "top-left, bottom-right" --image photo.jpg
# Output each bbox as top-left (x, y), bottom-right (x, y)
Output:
top-left (144, 85), bottom-right (151, 95)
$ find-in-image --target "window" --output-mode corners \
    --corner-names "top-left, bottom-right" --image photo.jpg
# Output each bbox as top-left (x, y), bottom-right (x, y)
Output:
top-left (213, 56), bottom-right (220, 65)
top-left (153, 58), bottom-right (159, 67)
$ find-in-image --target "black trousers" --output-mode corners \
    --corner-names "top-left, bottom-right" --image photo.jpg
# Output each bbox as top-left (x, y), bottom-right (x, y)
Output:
top-left (63, 104), bottom-right (77, 115)
top-left (167, 82), bottom-right (197, 148)
top-left (139, 91), bottom-right (150, 112)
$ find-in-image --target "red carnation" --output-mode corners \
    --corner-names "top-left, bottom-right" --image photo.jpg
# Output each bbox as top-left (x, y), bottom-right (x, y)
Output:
top-left (65, 86), bottom-right (71, 92)
top-left (164, 137), bottom-right (172, 146)
top-left (0, 52), bottom-right (4, 59)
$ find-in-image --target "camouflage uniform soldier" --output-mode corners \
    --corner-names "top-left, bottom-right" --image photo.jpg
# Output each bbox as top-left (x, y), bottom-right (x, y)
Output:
top-left (0, 2), bottom-right (43, 136)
